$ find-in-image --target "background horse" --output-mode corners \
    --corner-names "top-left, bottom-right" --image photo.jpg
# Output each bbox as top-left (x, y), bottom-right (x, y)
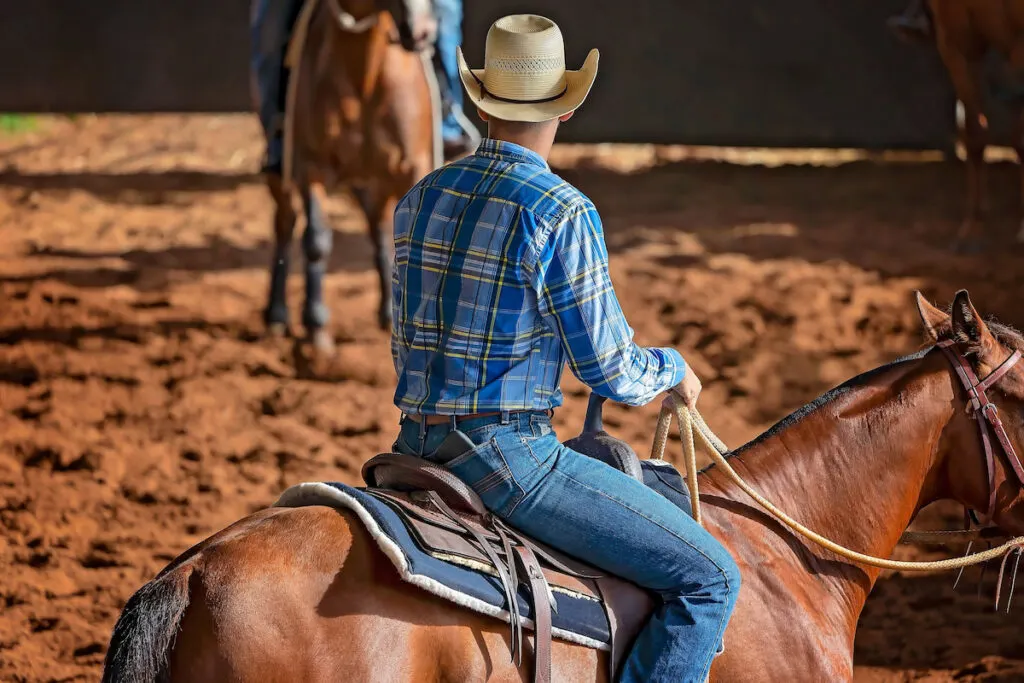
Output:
top-left (102, 291), bottom-right (1024, 682)
top-left (929, 0), bottom-right (1024, 248)
top-left (264, 0), bottom-right (437, 352)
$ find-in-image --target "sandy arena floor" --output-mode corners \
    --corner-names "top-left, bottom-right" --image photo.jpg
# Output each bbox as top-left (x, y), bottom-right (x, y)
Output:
top-left (1, 114), bottom-right (1024, 681)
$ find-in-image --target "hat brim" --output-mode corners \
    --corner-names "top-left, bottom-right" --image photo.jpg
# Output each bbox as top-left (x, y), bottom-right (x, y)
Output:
top-left (457, 48), bottom-right (599, 123)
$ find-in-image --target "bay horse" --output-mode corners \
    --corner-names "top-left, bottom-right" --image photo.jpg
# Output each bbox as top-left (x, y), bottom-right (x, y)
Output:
top-left (102, 290), bottom-right (1024, 682)
top-left (264, 0), bottom-right (438, 351)
top-left (927, 0), bottom-right (1024, 248)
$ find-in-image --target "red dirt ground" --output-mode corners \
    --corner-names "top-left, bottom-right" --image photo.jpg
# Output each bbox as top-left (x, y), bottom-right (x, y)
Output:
top-left (1, 114), bottom-right (1024, 682)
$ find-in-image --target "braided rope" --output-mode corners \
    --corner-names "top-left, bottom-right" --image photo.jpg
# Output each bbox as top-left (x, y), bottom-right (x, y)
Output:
top-left (651, 399), bottom-right (1024, 572)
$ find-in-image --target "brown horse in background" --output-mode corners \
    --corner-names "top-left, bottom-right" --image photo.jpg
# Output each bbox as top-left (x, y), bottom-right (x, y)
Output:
top-left (928, 0), bottom-right (1024, 249)
top-left (101, 290), bottom-right (1024, 682)
top-left (264, 0), bottom-right (438, 351)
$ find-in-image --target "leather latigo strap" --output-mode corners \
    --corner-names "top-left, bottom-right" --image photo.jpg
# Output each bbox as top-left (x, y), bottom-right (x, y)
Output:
top-left (428, 491), bottom-right (553, 683)
top-left (362, 453), bottom-right (488, 516)
top-left (514, 543), bottom-right (552, 683)
top-left (937, 341), bottom-right (1024, 520)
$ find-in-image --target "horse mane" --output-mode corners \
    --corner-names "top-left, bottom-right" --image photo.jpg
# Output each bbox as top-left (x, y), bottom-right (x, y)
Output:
top-left (726, 350), bottom-right (928, 460)
top-left (719, 314), bottom-right (1024, 464)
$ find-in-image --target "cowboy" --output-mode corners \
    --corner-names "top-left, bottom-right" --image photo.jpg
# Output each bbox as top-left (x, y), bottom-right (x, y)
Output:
top-left (249, 0), bottom-right (480, 177)
top-left (390, 14), bottom-right (740, 682)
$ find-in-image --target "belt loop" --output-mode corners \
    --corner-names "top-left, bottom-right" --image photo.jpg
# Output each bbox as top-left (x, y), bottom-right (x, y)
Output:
top-left (399, 413), bottom-right (407, 426)
top-left (449, 414), bottom-right (458, 430)
top-left (417, 417), bottom-right (427, 457)
top-left (500, 410), bottom-right (511, 425)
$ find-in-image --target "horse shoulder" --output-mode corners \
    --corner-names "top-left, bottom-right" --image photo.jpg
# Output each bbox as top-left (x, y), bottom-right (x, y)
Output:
top-left (705, 511), bottom-right (860, 682)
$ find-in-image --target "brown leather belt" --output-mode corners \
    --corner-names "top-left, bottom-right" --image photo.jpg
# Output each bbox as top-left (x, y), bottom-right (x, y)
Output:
top-left (404, 410), bottom-right (546, 426)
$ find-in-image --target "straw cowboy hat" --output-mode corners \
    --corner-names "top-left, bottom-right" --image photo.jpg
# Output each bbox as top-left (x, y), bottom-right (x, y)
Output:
top-left (456, 14), bottom-right (599, 123)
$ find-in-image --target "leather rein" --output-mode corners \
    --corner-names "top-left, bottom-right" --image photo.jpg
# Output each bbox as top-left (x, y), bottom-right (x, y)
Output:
top-left (936, 340), bottom-right (1024, 523)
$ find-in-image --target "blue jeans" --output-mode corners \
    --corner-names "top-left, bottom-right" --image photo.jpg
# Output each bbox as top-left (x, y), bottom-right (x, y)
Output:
top-left (431, 0), bottom-right (472, 141)
top-left (250, 0), bottom-right (470, 172)
top-left (250, 0), bottom-right (304, 172)
top-left (395, 412), bottom-right (741, 683)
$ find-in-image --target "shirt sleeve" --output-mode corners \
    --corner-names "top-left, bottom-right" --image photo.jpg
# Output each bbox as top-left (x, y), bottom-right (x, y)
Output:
top-left (390, 189), bottom-right (416, 379)
top-left (532, 199), bottom-right (687, 407)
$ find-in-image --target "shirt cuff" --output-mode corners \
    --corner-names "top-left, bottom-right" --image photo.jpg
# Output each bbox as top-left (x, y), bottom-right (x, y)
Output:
top-left (652, 347), bottom-right (687, 388)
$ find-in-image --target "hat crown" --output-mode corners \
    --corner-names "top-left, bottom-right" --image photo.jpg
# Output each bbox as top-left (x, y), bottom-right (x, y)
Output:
top-left (482, 15), bottom-right (567, 101)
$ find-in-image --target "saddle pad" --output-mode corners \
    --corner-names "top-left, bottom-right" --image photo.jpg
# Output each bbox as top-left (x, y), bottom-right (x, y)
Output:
top-left (274, 481), bottom-right (612, 650)
top-left (273, 460), bottom-right (694, 653)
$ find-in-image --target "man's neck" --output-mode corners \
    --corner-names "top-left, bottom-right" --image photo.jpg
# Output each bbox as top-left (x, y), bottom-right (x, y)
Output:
top-left (487, 121), bottom-right (559, 161)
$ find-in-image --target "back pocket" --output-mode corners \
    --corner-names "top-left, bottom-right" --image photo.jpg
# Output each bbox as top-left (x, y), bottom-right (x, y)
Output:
top-left (444, 437), bottom-right (526, 517)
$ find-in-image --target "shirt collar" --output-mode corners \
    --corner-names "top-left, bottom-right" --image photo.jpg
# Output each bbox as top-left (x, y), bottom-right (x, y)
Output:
top-left (475, 138), bottom-right (550, 170)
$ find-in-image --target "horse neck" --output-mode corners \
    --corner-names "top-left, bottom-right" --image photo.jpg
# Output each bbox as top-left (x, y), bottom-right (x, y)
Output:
top-left (319, 6), bottom-right (388, 98)
top-left (703, 352), bottom-right (956, 587)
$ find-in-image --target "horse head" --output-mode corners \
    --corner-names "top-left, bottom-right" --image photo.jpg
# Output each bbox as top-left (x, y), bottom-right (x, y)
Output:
top-left (916, 290), bottom-right (1024, 536)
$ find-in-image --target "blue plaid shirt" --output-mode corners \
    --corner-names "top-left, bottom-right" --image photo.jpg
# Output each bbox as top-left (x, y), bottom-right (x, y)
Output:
top-left (391, 139), bottom-right (686, 415)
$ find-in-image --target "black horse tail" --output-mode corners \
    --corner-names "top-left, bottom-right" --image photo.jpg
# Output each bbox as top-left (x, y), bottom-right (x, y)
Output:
top-left (101, 563), bottom-right (194, 683)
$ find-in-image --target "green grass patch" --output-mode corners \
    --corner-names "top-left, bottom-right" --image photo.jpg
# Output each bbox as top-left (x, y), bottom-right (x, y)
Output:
top-left (0, 114), bottom-right (38, 134)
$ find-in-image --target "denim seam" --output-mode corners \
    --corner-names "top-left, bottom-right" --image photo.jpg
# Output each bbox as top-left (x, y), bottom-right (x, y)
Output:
top-left (494, 437), bottom-right (528, 516)
top-left (475, 464), bottom-right (513, 494)
top-left (519, 434), bottom-right (545, 466)
top-left (551, 466), bottom-right (737, 678)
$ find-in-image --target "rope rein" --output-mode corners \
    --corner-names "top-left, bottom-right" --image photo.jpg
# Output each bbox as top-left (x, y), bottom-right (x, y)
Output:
top-left (652, 398), bottom-right (1024, 572)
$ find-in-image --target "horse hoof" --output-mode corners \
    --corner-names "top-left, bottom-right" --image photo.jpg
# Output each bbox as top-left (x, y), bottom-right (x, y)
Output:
top-left (267, 322), bottom-right (290, 339)
top-left (308, 329), bottom-right (336, 355)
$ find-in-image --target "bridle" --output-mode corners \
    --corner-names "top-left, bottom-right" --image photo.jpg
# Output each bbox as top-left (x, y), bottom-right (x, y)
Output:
top-left (325, 0), bottom-right (380, 32)
top-left (326, 0), bottom-right (428, 50)
top-left (937, 339), bottom-right (1024, 523)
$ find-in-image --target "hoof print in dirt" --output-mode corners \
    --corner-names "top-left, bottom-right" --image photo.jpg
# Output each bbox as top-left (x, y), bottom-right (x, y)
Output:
top-left (290, 336), bottom-right (342, 381)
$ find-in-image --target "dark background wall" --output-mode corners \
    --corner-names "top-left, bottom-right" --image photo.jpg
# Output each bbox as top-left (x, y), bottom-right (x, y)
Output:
top-left (0, 0), bottom-right (1007, 148)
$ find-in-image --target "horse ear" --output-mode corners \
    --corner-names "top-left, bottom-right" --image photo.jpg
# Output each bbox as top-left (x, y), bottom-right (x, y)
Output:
top-left (914, 291), bottom-right (949, 341)
top-left (951, 289), bottom-right (996, 354)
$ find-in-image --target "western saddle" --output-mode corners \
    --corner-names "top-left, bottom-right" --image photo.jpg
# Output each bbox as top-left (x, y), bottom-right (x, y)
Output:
top-left (360, 394), bottom-right (652, 683)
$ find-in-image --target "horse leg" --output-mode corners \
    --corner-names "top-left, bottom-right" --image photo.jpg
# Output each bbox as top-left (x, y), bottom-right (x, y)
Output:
top-left (354, 186), bottom-right (395, 331)
top-left (300, 179), bottom-right (335, 352)
top-left (938, 44), bottom-right (988, 250)
top-left (264, 173), bottom-right (297, 337)
top-left (956, 96), bottom-right (989, 250)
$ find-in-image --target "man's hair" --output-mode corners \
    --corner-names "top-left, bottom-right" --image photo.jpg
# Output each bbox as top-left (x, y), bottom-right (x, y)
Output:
top-left (487, 117), bottom-right (556, 135)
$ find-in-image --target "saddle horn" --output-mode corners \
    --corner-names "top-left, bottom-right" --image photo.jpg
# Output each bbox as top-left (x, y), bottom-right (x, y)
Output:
top-left (563, 392), bottom-right (644, 482)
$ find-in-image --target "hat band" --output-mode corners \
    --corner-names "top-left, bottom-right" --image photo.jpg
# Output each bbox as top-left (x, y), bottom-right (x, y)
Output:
top-left (470, 70), bottom-right (568, 104)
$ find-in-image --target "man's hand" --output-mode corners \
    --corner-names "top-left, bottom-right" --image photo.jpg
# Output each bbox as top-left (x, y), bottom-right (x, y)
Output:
top-left (663, 368), bottom-right (702, 411)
